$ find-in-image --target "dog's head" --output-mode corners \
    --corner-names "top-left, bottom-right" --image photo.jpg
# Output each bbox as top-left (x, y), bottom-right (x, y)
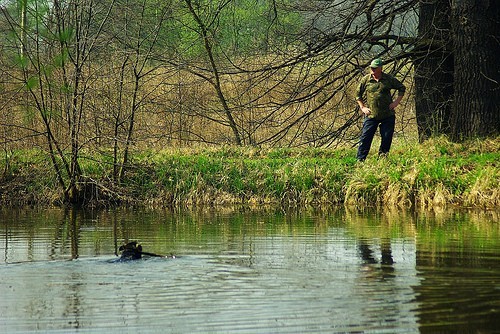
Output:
top-left (119, 241), bottom-right (142, 260)
top-left (119, 241), bottom-right (142, 251)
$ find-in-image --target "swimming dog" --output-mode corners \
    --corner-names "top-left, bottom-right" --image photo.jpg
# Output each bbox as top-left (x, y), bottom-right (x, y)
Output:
top-left (118, 241), bottom-right (166, 260)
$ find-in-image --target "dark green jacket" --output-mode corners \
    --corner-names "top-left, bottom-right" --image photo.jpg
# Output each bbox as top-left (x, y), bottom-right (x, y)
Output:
top-left (356, 72), bottom-right (406, 120)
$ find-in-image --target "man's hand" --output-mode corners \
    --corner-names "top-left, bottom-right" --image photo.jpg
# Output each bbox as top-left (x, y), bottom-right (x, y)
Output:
top-left (389, 101), bottom-right (399, 110)
top-left (361, 106), bottom-right (371, 115)
top-left (389, 95), bottom-right (403, 110)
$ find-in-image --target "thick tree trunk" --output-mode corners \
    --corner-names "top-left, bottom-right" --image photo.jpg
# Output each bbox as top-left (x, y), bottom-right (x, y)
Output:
top-left (450, 0), bottom-right (500, 140)
top-left (414, 0), bottom-right (454, 142)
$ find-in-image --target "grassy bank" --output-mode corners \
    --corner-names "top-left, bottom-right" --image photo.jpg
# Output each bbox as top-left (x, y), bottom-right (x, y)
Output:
top-left (0, 137), bottom-right (498, 209)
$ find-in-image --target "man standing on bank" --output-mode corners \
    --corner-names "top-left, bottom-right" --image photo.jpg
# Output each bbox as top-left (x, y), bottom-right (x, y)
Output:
top-left (355, 58), bottom-right (406, 161)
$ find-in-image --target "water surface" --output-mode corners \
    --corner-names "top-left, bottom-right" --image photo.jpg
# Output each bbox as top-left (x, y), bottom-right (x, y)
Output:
top-left (0, 208), bottom-right (499, 333)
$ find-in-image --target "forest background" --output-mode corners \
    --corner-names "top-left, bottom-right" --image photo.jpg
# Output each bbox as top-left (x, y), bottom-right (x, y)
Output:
top-left (0, 0), bottom-right (498, 208)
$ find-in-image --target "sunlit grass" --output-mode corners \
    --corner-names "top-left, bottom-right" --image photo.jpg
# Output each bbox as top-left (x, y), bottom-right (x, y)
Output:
top-left (0, 136), bottom-right (498, 209)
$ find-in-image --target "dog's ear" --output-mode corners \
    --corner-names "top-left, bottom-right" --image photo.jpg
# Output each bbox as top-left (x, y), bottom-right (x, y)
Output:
top-left (137, 244), bottom-right (142, 252)
top-left (119, 245), bottom-right (125, 251)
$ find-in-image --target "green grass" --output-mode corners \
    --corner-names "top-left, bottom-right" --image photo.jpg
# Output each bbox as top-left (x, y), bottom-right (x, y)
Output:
top-left (0, 136), bottom-right (498, 208)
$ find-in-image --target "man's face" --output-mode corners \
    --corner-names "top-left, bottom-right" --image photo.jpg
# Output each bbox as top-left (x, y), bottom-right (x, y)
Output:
top-left (370, 66), bottom-right (382, 76)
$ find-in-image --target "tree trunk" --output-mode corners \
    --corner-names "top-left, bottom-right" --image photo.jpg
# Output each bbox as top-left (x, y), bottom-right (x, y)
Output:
top-left (450, 0), bottom-right (500, 140)
top-left (414, 0), bottom-right (454, 142)
top-left (184, 0), bottom-right (242, 146)
top-left (19, 0), bottom-right (27, 58)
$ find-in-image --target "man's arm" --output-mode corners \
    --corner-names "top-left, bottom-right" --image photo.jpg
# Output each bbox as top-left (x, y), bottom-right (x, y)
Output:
top-left (357, 99), bottom-right (371, 116)
top-left (389, 77), bottom-right (406, 110)
top-left (356, 77), bottom-right (370, 116)
top-left (389, 94), bottom-right (403, 110)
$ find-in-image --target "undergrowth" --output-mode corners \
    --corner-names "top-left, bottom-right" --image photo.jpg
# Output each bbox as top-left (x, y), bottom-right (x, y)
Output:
top-left (0, 137), bottom-right (498, 209)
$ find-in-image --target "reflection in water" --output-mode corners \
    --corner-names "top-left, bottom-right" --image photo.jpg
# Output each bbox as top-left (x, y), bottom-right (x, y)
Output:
top-left (358, 238), bottom-right (394, 265)
top-left (414, 216), bottom-right (500, 333)
top-left (358, 238), bottom-right (395, 282)
top-left (64, 271), bottom-right (83, 330)
top-left (356, 237), bottom-right (403, 329)
top-left (0, 207), bottom-right (499, 333)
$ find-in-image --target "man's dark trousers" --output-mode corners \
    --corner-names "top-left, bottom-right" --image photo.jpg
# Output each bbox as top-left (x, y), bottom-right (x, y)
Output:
top-left (357, 115), bottom-right (395, 161)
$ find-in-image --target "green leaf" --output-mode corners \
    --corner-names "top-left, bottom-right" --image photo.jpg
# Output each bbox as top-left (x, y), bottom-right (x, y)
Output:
top-left (57, 28), bottom-right (74, 42)
top-left (26, 76), bottom-right (39, 90)
top-left (15, 55), bottom-right (29, 69)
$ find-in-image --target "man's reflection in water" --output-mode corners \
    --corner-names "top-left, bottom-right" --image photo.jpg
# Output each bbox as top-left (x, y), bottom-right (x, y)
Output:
top-left (358, 238), bottom-right (395, 278)
top-left (380, 239), bottom-right (394, 266)
top-left (356, 239), bottom-right (401, 325)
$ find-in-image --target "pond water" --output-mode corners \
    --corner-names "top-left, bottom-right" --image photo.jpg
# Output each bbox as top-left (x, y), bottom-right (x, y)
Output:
top-left (0, 207), bottom-right (499, 333)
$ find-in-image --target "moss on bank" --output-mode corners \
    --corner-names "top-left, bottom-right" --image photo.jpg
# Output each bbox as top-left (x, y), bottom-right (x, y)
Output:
top-left (0, 137), bottom-right (498, 209)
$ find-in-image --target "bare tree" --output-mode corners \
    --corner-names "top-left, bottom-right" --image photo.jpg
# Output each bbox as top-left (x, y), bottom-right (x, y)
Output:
top-left (1, 0), bottom-right (116, 203)
top-left (104, 0), bottom-right (173, 182)
top-left (244, 0), bottom-right (418, 147)
top-left (181, 0), bottom-right (242, 145)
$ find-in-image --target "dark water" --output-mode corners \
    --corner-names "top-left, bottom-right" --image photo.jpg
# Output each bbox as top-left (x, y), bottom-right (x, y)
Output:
top-left (0, 207), bottom-right (499, 333)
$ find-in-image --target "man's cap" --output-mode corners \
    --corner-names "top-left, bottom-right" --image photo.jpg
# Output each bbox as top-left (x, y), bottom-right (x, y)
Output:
top-left (370, 58), bottom-right (383, 68)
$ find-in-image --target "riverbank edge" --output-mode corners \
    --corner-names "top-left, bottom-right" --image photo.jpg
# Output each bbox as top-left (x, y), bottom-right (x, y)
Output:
top-left (0, 137), bottom-right (498, 209)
